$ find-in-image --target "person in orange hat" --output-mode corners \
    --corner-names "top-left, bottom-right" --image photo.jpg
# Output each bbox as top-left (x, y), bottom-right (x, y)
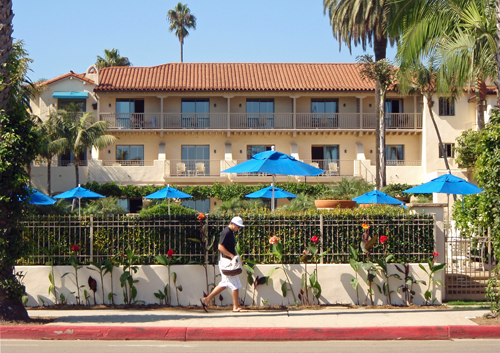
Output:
top-left (201, 216), bottom-right (247, 312)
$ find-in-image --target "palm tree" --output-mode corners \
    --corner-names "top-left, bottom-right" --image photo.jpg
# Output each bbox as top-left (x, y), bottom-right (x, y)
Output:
top-left (95, 48), bottom-right (131, 69)
top-left (395, 0), bottom-right (497, 131)
top-left (53, 107), bottom-right (118, 186)
top-left (323, 0), bottom-right (399, 188)
top-left (38, 113), bottom-right (63, 196)
top-left (397, 58), bottom-right (452, 174)
top-left (167, 2), bottom-right (196, 63)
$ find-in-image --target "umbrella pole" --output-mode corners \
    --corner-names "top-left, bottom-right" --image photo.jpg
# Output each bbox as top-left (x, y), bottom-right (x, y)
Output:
top-left (447, 194), bottom-right (450, 238)
top-left (168, 198), bottom-right (171, 216)
top-left (79, 197), bottom-right (81, 217)
top-left (272, 176), bottom-right (275, 212)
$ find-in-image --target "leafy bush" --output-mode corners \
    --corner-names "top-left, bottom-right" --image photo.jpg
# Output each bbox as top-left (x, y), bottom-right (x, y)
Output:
top-left (139, 201), bottom-right (196, 216)
top-left (317, 178), bottom-right (373, 200)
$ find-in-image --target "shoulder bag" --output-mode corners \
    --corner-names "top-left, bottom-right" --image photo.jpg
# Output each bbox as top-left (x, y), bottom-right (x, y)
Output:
top-left (219, 254), bottom-right (243, 276)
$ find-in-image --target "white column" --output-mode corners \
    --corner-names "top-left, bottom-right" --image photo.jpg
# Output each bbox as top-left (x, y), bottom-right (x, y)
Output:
top-left (414, 95), bottom-right (417, 129)
top-left (223, 95), bottom-right (234, 130)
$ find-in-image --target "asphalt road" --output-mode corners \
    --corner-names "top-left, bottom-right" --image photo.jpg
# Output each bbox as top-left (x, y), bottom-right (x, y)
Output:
top-left (2, 340), bottom-right (500, 353)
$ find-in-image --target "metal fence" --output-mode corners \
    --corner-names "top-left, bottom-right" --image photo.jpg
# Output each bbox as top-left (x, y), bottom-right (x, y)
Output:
top-left (445, 225), bottom-right (495, 300)
top-left (20, 214), bottom-right (435, 266)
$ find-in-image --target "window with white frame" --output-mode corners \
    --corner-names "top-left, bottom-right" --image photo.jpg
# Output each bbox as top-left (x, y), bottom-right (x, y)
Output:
top-left (439, 143), bottom-right (455, 158)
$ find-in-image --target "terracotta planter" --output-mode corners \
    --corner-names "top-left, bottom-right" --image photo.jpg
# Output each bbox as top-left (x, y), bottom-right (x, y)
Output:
top-left (314, 200), bottom-right (357, 209)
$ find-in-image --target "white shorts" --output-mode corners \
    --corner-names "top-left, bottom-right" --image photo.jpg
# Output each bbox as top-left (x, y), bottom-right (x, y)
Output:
top-left (218, 269), bottom-right (242, 291)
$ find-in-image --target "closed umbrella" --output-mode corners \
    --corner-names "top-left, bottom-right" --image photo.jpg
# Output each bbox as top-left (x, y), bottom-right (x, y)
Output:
top-left (144, 184), bottom-right (193, 215)
top-left (222, 147), bottom-right (324, 211)
top-left (54, 185), bottom-right (105, 216)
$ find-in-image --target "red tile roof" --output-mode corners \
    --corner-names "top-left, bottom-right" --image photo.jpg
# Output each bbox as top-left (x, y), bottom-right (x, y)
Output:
top-left (36, 71), bottom-right (95, 87)
top-left (94, 63), bottom-right (376, 92)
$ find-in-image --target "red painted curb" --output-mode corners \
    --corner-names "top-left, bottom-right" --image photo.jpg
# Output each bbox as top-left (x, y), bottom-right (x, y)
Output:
top-left (2, 325), bottom-right (500, 341)
top-left (186, 326), bottom-right (450, 341)
top-left (450, 325), bottom-right (500, 339)
top-left (0, 326), bottom-right (186, 340)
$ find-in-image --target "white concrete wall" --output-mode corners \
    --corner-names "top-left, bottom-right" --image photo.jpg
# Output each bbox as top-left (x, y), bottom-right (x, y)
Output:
top-left (17, 263), bottom-right (443, 307)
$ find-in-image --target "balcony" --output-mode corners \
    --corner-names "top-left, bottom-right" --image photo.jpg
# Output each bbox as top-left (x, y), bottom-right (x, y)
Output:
top-left (100, 113), bottom-right (423, 131)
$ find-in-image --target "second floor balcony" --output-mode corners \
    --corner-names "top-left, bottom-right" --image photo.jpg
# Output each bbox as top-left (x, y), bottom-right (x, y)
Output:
top-left (100, 112), bottom-right (423, 132)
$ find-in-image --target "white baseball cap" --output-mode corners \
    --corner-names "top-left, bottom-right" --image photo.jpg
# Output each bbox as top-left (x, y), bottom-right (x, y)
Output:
top-left (231, 216), bottom-right (245, 228)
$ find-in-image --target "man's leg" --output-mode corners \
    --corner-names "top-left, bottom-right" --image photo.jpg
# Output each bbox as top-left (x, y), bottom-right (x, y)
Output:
top-left (231, 289), bottom-right (240, 310)
top-left (204, 285), bottom-right (225, 305)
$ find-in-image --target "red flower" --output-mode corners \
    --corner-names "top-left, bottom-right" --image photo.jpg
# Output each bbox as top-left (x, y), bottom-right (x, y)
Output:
top-left (433, 251), bottom-right (440, 257)
top-left (303, 249), bottom-right (307, 254)
top-left (310, 236), bottom-right (320, 243)
top-left (380, 236), bottom-right (388, 244)
top-left (120, 253), bottom-right (124, 258)
top-left (197, 212), bottom-right (206, 221)
top-left (269, 236), bottom-right (279, 245)
top-left (71, 244), bottom-right (80, 252)
top-left (167, 249), bottom-right (175, 258)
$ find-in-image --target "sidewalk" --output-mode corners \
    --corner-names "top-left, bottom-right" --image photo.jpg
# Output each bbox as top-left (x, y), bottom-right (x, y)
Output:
top-left (1, 307), bottom-right (500, 341)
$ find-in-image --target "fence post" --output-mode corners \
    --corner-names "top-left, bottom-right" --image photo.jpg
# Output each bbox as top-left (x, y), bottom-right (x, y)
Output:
top-left (320, 214), bottom-right (324, 264)
top-left (90, 214), bottom-right (94, 262)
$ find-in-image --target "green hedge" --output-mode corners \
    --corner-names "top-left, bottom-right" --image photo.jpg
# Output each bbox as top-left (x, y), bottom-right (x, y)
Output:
top-left (20, 209), bottom-right (434, 266)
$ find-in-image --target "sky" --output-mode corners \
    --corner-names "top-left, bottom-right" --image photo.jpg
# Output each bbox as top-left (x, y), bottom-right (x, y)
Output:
top-left (12, 0), bottom-right (397, 81)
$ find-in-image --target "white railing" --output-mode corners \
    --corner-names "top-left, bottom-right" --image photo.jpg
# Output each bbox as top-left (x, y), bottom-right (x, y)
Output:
top-left (100, 112), bottom-right (423, 131)
top-left (102, 160), bottom-right (154, 167)
top-left (370, 160), bottom-right (422, 166)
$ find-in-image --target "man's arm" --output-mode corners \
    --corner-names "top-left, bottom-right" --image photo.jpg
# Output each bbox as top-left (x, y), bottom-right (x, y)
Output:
top-left (218, 243), bottom-right (234, 259)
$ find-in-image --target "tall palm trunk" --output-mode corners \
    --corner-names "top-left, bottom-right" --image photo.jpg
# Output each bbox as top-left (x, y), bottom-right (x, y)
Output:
top-left (426, 95), bottom-right (451, 173)
top-left (374, 38), bottom-right (388, 188)
top-left (476, 78), bottom-right (487, 130)
top-left (47, 159), bottom-right (52, 196)
top-left (180, 37), bottom-right (184, 63)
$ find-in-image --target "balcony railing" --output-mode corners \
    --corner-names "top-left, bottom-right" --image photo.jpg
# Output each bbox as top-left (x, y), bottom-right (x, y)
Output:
top-left (369, 160), bottom-right (422, 166)
top-left (102, 160), bottom-right (155, 167)
top-left (100, 112), bottom-right (423, 131)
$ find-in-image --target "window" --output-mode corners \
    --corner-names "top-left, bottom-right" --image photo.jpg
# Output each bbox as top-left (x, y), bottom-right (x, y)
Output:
top-left (181, 99), bottom-right (210, 128)
top-left (116, 99), bottom-right (145, 128)
top-left (439, 143), bottom-right (455, 158)
top-left (386, 145), bottom-right (404, 165)
top-left (246, 99), bottom-right (274, 128)
top-left (182, 198), bottom-right (210, 213)
top-left (58, 99), bottom-right (86, 112)
top-left (181, 145), bottom-right (210, 175)
top-left (311, 145), bottom-right (339, 172)
top-left (58, 151), bottom-right (86, 167)
top-left (439, 98), bottom-right (455, 116)
top-left (385, 99), bottom-right (404, 128)
top-left (116, 145), bottom-right (144, 166)
top-left (247, 145), bottom-right (273, 160)
top-left (311, 99), bottom-right (338, 127)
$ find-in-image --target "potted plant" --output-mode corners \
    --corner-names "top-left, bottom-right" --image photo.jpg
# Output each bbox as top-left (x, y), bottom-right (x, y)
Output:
top-left (315, 177), bottom-right (370, 209)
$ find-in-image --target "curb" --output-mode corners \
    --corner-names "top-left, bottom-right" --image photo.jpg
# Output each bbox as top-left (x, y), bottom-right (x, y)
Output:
top-left (3, 325), bottom-right (500, 340)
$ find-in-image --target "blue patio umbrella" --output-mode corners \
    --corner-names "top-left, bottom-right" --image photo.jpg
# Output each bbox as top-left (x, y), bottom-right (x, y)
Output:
top-left (54, 185), bottom-right (105, 216)
top-left (353, 189), bottom-right (405, 206)
top-left (144, 185), bottom-right (193, 215)
top-left (402, 174), bottom-right (482, 195)
top-left (403, 173), bottom-right (482, 235)
top-left (222, 148), bottom-right (324, 211)
top-left (20, 188), bottom-right (56, 205)
top-left (246, 185), bottom-right (298, 199)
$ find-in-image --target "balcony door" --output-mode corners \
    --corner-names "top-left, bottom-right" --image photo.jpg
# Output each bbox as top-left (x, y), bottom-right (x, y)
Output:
top-left (246, 99), bottom-right (274, 128)
top-left (311, 145), bottom-right (339, 172)
top-left (182, 99), bottom-right (209, 128)
top-left (116, 99), bottom-right (144, 128)
top-left (386, 145), bottom-right (404, 166)
top-left (181, 145), bottom-right (210, 175)
top-left (311, 99), bottom-right (338, 128)
top-left (385, 99), bottom-right (403, 128)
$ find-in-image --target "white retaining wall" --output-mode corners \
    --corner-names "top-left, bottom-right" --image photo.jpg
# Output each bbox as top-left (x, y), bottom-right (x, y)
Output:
top-left (16, 264), bottom-right (443, 307)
